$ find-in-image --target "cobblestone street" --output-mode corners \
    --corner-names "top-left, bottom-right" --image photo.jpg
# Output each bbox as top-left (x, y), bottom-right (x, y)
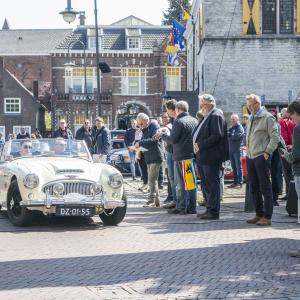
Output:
top-left (0, 178), bottom-right (299, 300)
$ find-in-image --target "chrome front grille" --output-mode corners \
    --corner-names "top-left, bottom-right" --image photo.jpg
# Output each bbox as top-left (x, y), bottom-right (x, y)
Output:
top-left (43, 182), bottom-right (93, 196)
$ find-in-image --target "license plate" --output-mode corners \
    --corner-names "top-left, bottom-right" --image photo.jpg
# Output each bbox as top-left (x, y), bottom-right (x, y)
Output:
top-left (56, 206), bottom-right (95, 217)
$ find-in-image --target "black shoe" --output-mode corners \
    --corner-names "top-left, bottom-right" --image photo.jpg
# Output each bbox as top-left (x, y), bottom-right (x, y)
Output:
top-left (163, 197), bottom-right (173, 204)
top-left (227, 183), bottom-right (237, 188)
top-left (163, 202), bottom-right (176, 209)
top-left (274, 200), bottom-right (280, 206)
top-left (168, 208), bottom-right (186, 215)
top-left (159, 185), bottom-right (164, 190)
top-left (279, 195), bottom-right (287, 201)
top-left (132, 177), bottom-right (137, 181)
top-left (199, 213), bottom-right (219, 220)
top-left (187, 210), bottom-right (197, 214)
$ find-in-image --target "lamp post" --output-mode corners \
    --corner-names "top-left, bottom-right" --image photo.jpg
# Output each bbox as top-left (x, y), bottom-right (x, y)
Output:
top-left (65, 40), bottom-right (89, 119)
top-left (60, 0), bottom-right (102, 117)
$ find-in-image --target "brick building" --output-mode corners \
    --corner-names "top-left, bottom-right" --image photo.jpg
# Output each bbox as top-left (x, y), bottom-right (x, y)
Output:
top-left (185, 0), bottom-right (300, 117)
top-left (0, 16), bottom-right (187, 135)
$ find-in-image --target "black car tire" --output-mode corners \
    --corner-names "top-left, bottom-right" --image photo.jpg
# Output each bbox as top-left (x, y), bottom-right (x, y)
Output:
top-left (7, 180), bottom-right (32, 226)
top-left (99, 192), bottom-right (127, 226)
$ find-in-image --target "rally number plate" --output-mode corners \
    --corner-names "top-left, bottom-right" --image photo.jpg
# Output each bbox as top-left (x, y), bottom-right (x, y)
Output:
top-left (56, 206), bottom-right (95, 217)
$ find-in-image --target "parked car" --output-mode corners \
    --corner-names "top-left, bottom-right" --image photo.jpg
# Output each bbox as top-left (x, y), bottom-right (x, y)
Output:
top-left (111, 130), bottom-right (125, 140)
top-left (0, 139), bottom-right (127, 226)
top-left (224, 146), bottom-right (248, 181)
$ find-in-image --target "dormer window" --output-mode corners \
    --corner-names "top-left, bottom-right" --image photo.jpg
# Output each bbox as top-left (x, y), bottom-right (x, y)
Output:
top-left (126, 28), bottom-right (141, 50)
top-left (87, 28), bottom-right (102, 50)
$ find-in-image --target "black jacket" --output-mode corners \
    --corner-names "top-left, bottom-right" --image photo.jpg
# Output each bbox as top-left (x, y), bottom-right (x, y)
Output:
top-left (194, 108), bottom-right (229, 166)
top-left (75, 126), bottom-right (93, 150)
top-left (94, 126), bottom-right (111, 155)
top-left (17, 132), bottom-right (30, 139)
top-left (124, 128), bottom-right (136, 147)
top-left (139, 120), bottom-right (165, 164)
top-left (162, 112), bottom-right (198, 162)
top-left (53, 128), bottom-right (73, 139)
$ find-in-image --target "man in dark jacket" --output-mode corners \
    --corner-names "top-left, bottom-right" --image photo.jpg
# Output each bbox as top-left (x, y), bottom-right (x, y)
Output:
top-left (17, 127), bottom-right (30, 139)
top-left (125, 119), bottom-right (137, 180)
top-left (53, 119), bottom-right (73, 139)
top-left (193, 94), bottom-right (228, 220)
top-left (135, 113), bottom-right (165, 207)
top-left (75, 120), bottom-right (93, 153)
top-left (156, 101), bottom-right (198, 214)
top-left (94, 117), bottom-right (111, 157)
top-left (228, 114), bottom-right (244, 188)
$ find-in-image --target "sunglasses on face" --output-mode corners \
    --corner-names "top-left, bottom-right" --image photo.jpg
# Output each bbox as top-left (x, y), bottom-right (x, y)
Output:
top-left (22, 145), bottom-right (32, 149)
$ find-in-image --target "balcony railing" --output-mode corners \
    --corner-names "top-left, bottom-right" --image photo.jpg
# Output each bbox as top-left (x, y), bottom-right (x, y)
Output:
top-left (55, 90), bottom-right (112, 103)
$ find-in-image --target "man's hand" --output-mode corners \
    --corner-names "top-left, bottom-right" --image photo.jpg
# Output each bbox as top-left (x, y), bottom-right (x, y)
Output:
top-left (263, 152), bottom-right (270, 160)
top-left (153, 132), bottom-right (161, 140)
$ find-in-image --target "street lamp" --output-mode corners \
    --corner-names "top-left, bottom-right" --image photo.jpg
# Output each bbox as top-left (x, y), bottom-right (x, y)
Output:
top-left (65, 40), bottom-right (90, 119)
top-left (60, 0), bottom-right (102, 116)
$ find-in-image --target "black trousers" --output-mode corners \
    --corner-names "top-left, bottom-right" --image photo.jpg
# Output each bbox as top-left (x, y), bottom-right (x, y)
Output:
top-left (246, 155), bottom-right (273, 219)
top-left (271, 149), bottom-right (283, 199)
top-left (138, 153), bottom-right (148, 184)
top-left (281, 156), bottom-right (294, 196)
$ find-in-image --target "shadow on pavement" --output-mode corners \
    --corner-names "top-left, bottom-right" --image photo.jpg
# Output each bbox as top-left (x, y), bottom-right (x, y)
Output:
top-left (0, 238), bottom-right (299, 298)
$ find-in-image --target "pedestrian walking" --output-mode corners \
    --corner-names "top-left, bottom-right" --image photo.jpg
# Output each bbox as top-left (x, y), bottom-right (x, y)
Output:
top-left (278, 107), bottom-right (296, 200)
top-left (228, 114), bottom-right (244, 188)
top-left (245, 94), bottom-right (280, 226)
top-left (75, 120), bottom-right (93, 153)
top-left (17, 127), bottom-right (30, 139)
top-left (135, 113), bottom-right (165, 207)
top-left (93, 117), bottom-right (111, 160)
top-left (125, 119), bottom-right (137, 180)
top-left (53, 119), bottom-right (73, 139)
top-left (156, 101), bottom-right (198, 214)
top-left (193, 94), bottom-right (228, 220)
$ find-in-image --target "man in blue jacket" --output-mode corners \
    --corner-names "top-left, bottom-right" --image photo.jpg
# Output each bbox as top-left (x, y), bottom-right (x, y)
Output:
top-left (228, 114), bottom-right (244, 188)
top-left (135, 113), bottom-right (165, 207)
top-left (93, 117), bottom-right (111, 158)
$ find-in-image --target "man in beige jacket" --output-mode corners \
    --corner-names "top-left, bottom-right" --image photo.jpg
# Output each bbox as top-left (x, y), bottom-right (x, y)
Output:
top-left (246, 94), bottom-right (280, 226)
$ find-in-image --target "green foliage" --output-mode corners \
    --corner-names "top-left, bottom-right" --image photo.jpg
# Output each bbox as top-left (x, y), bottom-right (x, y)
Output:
top-left (162, 0), bottom-right (191, 25)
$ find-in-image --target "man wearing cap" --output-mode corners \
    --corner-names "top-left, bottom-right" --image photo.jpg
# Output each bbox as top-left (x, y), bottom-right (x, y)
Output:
top-left (193, 94), bottom-right (228, 220)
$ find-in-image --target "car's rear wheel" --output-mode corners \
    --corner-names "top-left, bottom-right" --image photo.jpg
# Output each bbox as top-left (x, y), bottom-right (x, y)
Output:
top-left (99, 193), bottom-right (127, 226)
top-left (7, 180), bottom-right (32, 226)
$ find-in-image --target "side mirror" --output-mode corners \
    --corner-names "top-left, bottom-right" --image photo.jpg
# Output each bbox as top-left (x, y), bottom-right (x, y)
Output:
top-left (4, 155), bottom-right (13, 161)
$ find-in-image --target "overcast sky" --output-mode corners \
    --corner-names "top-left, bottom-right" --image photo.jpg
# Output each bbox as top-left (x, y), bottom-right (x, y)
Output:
top-left (0, 0), bottom-right (169, 29)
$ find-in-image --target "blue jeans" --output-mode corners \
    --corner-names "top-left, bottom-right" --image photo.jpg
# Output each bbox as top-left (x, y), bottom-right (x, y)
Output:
top-left (166, 152), bottom-right (176, 202)
top-left (128, 151), bottom-right (136, 178)
top-left (230, 150), bottom-right (243, 185)
top-left (174, 159), bottom-right (197, 212)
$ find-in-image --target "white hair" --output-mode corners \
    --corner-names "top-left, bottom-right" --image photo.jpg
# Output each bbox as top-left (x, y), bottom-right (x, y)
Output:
top-left (246, 94), bottom-right (261, 104)
top-left (231, 114), bottom-right (239, 120)
top-left (281, 108), bottom-right (288, 117)
top-left (176, 101), bottom-right (189, 112)
top-left (199, 94), bottom-right (216, 107)
top-left (137, 113), bottom-right (149, 121)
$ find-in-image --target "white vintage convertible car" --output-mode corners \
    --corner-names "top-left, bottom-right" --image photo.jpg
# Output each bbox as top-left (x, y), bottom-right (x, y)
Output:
top-left (0, 138), bottom-right (126, 226)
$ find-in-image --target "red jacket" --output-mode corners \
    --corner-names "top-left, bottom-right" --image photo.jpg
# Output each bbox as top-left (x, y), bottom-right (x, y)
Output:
top-left (278, 116), bottom-right (296, 146)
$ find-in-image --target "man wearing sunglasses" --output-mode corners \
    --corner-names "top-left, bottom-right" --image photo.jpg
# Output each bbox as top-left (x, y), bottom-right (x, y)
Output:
top-left (13, 140), bottom-right (33, 157)
top-left (53, 119), bottom-right (73, 139)
top-left (75, 120), bottom-right (93, 153)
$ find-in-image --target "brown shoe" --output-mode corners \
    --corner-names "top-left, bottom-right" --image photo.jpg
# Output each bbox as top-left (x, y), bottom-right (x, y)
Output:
top-left (256, 217), bottom-right (272, 226)
top-left (246, 216), bottom-right (262, 224)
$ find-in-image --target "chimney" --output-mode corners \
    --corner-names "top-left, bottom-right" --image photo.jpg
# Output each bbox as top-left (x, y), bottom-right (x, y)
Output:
top-left (33, 81), bottom-right (39, 99)
top-left (79, 12), bottom-right (86, 26)
top-left (2, 18), bottom-right (9, 30)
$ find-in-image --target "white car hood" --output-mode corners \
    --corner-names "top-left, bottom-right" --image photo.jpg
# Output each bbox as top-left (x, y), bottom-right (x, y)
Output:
top-left (12, 157), bottom-right (102, 183)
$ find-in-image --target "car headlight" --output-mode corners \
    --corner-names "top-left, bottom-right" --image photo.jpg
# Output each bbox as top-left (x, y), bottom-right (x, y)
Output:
top-left (23, 174), bottom-right (39, 189)
top-left (90, 183), bottom-right (102, 195)
top-left (108, 173), bottom-right (123, 189)
top-left (53, 183), bottom-right (64, 195)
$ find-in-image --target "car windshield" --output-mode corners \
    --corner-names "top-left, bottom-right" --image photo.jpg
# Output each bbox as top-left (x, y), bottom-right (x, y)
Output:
top-left (3, 139), bottom-right (91, 161)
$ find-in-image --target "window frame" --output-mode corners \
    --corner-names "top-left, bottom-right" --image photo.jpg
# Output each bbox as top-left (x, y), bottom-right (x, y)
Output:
top-left (13, 126), bottom-right (31, 135)
top-left (121, 68), bottom-right (146, 95)
top-left (127, 37), bottom-right (141, 50)
top-left (4, 98), bottom-right (21, 114)
top-left (165, 67), bottom-right (181, 91)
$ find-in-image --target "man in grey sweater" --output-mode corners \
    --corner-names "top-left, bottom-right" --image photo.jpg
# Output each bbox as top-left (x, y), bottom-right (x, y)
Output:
top-left (246, 94), bottom-right (280, 226)
top-left (281, 101), bottom-right (300, 257)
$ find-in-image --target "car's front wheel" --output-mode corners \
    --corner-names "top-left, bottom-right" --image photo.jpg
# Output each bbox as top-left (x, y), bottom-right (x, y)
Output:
top-left (7, 180), bottom-right (32, 226)
top-left (99, 193), bottom-right (127, 226)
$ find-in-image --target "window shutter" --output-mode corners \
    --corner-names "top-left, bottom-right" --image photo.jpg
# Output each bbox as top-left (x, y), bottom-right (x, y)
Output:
top-left (243, 0), bottom-right (261, 34)
top-left (297, 0), bottom-right (300, 33)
